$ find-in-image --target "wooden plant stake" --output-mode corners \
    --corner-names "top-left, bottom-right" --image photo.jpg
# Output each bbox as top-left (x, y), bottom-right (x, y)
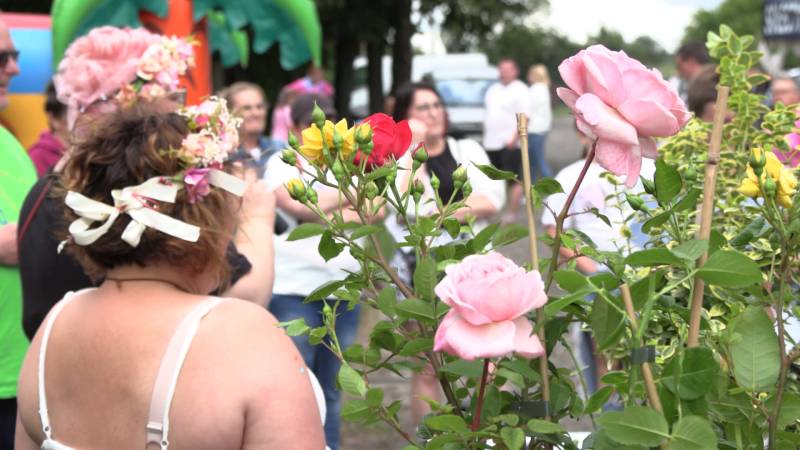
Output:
top-left (687, 86), bottom-right (730, 347)
top-left (517, 113), bottom-right (551, 418)
top-left (621, 284), bottom-right (663, 413)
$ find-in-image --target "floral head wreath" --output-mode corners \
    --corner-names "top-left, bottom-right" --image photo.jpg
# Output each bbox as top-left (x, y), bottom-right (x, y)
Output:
top-left (60, 97), bottom-right (245, 251)
top-left (53, 26), bottom-right (196, 128)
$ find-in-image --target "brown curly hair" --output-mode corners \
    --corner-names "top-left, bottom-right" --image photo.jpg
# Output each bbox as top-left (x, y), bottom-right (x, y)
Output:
top-left (58, 99), bottom-right (238, 288)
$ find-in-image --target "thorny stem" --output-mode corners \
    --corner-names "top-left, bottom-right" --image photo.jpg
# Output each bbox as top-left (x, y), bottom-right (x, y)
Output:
top-left (471, 359), bottom-right (491, 431)
top-left (544, 142), bottom-right (596, 292)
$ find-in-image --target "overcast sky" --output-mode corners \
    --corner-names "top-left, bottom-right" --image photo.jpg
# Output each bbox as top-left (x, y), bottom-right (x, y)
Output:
top-left (413, 0), bottom-right (726, 54)
top-left (534, 0), bottom-right (725, 52)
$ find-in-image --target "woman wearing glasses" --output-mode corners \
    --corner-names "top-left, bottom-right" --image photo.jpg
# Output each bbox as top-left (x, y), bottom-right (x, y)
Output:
top-left (388, 81), bottom-right (506, 427)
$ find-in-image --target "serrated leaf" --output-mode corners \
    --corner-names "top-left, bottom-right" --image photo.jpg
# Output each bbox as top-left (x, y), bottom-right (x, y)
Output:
top-left (642, 210), bottom-right (672, 233)
top-left (349, 224), bottom-right (382, 240)
top-left (729, 307), bottom-right (781, 392)
top-left (280, 318), bottom-right (310, 336)
top-left (544, 292), bottom-right (586, 318)
top-left (597, 406), bottom-right (669, 447)
top-left (365, 388), bottom-right (383, 407)
top-left (399, 338), bottom-right (433, 356)
top-left (475, 163), bottom-right (517, 181)
top-left (591, 294), bottom-right (625, 351)
top-left (671, 239), bottom-right (708, 262)
top-left (376, 286), bottom-right (396, 317)
top-left (425, 414), bottom-right (469, 432)
top-left (527, 419), bottom-right (565, 434)
top-left (341, 398), bottom-right (371, 421)
top-left (697, 250), bottom-right (761, 287)
top-left (318, 230), bottom-right (345, 261)
top-left (395, 298), bottom-right (436, 322)
top-left (501, 427), bottom-right (526, 450)
top-left (625, 248), bottom-right (684, 267)
top-left (413, 256), bottom-right (437, 300)
top-left (471, 223), bottom-right (499, 251)
top-left (655, 159), bottom-right (682, 205)
top-left (439, 359), bottom-right (484, 377)
top-left (443, 218), bottom-right (461, 238)
top-left (287, 222), bottom-right (326, 240)
top-left (584, 385), bottom-right (614, 414)
top-left (553, 270), bottom-right (589, 293)
top-left (306, 280), bottom-right (345, 301)
top-left (492, 223), bottom-right (529, 247)
top-left (668, 416), bottom-right (717, 450)
top-left (661, 347), bottom-right (719, 400)
top-left (338, 364), bottom-right (367, 397)
top-left (672, 188), bottom-right (700, 212)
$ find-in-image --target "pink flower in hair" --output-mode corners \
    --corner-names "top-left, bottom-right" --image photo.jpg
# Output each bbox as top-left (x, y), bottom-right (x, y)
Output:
top-left (140, 83), bottom-right (167, 101)
top-left (54, 26), bottom-right (161, 112)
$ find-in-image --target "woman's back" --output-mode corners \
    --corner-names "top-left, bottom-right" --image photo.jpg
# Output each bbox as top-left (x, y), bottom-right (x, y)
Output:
top-left (16, 283), bottom-right (325, 450)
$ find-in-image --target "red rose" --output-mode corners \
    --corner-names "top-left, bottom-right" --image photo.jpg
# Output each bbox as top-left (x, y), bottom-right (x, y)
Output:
top-left (355, 113), bottom-right (412, 170)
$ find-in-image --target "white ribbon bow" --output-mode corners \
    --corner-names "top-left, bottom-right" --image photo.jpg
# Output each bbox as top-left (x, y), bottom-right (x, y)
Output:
top-left (62, 170), bottom-right (246, 250)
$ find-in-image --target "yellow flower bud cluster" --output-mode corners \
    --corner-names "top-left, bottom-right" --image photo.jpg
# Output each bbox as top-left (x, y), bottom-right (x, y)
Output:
top-left (738, 148), bottom-right (797, 208)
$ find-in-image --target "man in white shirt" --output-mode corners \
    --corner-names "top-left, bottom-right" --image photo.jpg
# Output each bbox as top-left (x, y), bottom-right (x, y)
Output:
top-left (483, 59), bottom-right (530, 223)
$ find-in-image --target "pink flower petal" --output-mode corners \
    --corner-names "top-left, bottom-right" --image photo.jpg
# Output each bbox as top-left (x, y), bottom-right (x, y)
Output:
top-left (618, 99), bottom-right (679, 137)
top-left (511, 316), bottom-right (545, 359)
top-left (433, 311), bottom-right (516, 360)
top-left (556, 87), bottom-right (579, 109)
top-left (621, 68), bottom-right (675, 106)
top-left (594, 138), bottom-right (634, 178)
top-left (640, 136), bottom-right (658, 159)
top-left (575, 94), bottom-right (639, 146)
top-left (558, 52), bottom-right (588, 95)
top-left (582, 50), bottom-right (625, 107)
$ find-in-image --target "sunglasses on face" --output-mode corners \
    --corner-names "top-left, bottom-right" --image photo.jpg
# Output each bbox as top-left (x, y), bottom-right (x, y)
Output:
top-left (0, 50), bottom-right (20, 68)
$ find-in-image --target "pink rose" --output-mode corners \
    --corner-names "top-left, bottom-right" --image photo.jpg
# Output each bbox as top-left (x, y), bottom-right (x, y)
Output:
top-left (557, 45), bottom-right (691, 187)
top-left (433, 252), bottom-right (547, 360)
top-left (778, 119), bottom-right (800, 168)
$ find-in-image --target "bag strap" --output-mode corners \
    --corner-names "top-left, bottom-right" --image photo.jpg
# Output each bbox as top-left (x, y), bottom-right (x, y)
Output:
top-left (18, 179), bottom-right (53, 244)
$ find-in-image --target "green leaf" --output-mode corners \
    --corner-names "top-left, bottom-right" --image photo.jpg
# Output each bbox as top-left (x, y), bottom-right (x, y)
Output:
top-left (696, 250), bottom-right (761, 287)
top-left (531, 177), bottom-right (563, 207)
top-left (661, 347), bottom-right (719, 400)
top-left (287, 222), bottom-right (326, 240)
top-left (668, 416), bottom-right (718, 450)
top-left (443, 218), bottom-right (461, 238)
top-left (591, 294), bottom-right (625, 351)
top-left (318, 230), bottom-right (345, 262)
top-left (655, 159), bottom-right (682, 205)
top-left (553, 270), bottom-right (589, 293)
top-left (475, 163), bottom-right (517, 181)
top-left (544, 292), bottom-right (586, 319)
top-left (365, 388), bottom-right (383, 407)
top-left (306, 280), bottom-right (345, 301)
top-left (425, 414), bottom-right (469, 432)
top-left (729, 306), bottom-right (781, 392)
top-left (672, 188), bottom-right (701, 212)
top-left (338, 363), bottom-right (367, 397)
top-left (341, 399), bottom-right (371, 421)
top-left (625, 248), bottom-right (684, 267)
top-left (766, 393), bottom-right (800, 429)
top-left (395, 298), bottom-right (436, 322)
top-left (671, 239), bottom-right (708, 262)
top-left (501, 427), bottom-right (526, 450)
top-left (413, 256), bottom-right (437, 300)
top-left (471, 223), bottom-right (499, 252)
top-left (584, 385), bottom-right (614, 414)
top-left (280, 318), bottom-right (310, 336)
top-left (375, 287), bottom-right (396, 317)
top-left (596, 406), bottom-right (669, 447)
top-left (349, 224), bottom-right (382, 240)
top-left (308, 326), bottom-right (327, 345)
top-left (642, 210), bottom-right (672, 233)
top-left (527, 419), bottom-right (565, 434)
top-left (440, 359), bottom-right (484, 378)
top-left (492, 223), bottom-right (529, 247)
top-left (399, 338), bottom-right (433, 356)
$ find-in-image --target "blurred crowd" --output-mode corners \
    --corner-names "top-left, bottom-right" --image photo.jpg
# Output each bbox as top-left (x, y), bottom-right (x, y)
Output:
top-left (1, 10), bottom-right (800, 449)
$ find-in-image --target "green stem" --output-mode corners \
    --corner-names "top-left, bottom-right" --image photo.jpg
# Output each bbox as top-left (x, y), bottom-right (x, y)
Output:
top-left (768, 248), bottom-right (791, 450)
top-left (471, 359), bottom-right (491, 431)
top-left (544, 143), bottom-right (596, 292)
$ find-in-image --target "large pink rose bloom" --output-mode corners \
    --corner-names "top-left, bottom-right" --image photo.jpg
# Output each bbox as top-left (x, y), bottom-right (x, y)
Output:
top-left (557, 45), bottom-right (691, 187)
top-left (433, 252), bottom-right (547, 360)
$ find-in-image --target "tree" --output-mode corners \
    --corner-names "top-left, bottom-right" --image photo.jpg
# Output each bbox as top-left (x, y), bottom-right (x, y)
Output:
top-left (419, 0), bottom-right (548, 52)
top-left (682, 0), bottom-right (762, 44)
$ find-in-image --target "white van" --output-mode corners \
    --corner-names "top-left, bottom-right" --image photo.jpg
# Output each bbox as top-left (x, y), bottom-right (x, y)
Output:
top-left (350, 53), bottom-right (496, 138)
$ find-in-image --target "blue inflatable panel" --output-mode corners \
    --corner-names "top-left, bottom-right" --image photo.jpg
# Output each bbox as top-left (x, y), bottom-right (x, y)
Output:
top-left (8, 28), bottom-right (53, 94)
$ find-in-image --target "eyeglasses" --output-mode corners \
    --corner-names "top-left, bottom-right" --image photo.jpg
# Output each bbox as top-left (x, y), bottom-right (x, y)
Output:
top-left (0, 50), bottom-right (20, 68)
top-left (413, 101), bottom-right (443, 114)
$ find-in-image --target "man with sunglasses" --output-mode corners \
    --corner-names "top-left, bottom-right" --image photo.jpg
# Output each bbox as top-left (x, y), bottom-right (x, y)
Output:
top-left (0, 12), bottom-right (36, 449)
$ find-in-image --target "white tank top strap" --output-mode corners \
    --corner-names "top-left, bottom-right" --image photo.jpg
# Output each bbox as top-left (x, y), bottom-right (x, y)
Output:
top-left (38, 290), bottom-right (87, 441)
top-left (145, 297), bottom-right (226, 450)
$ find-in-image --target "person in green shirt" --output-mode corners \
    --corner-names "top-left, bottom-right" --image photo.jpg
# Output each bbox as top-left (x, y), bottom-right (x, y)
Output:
top-left (0, 13), bottom-right (35, 448)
